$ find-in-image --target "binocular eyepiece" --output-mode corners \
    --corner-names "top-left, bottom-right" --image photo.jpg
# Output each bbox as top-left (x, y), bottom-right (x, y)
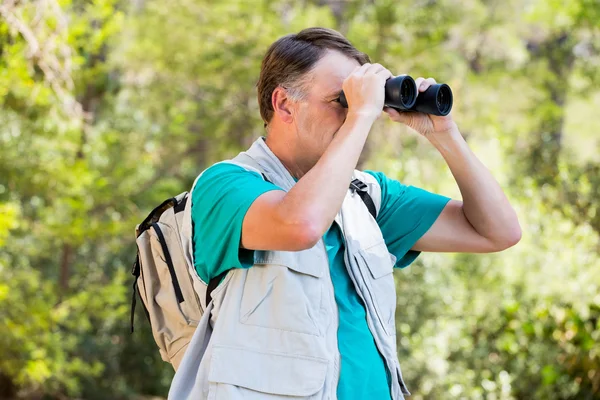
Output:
top-left (338, 75), bottom-right (453, 116)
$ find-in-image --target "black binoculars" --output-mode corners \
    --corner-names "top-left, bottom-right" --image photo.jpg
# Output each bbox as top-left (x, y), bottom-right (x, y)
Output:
top-left (338, 75), bottom-right (453, 116)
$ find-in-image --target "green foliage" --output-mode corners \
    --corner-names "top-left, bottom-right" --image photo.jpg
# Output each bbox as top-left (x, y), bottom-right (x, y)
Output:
top-left (1, 0), bottom-right (599, 398)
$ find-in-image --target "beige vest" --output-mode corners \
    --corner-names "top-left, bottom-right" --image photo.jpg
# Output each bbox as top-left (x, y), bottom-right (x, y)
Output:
top-left (170, 137), bottom-right (410, 399)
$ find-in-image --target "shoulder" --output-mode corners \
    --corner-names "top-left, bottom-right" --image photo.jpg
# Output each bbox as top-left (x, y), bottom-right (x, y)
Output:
top-left (355, 169), bottom-right (381, 186)
top-left (191, 161), bottom-right (282, 212)
top-left (192, 162), bottom-right (266, 195)
top-left (362, 169), bottom-right (450, 222)
top-left (362, 170), bottom-right (404, 190)
top-left (363, 169), bottom-right (412, 199)
top-left (198, 161), bottom-right (264, 182)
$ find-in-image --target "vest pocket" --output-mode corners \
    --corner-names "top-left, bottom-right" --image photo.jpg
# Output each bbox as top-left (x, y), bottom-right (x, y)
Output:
top-left (354, 242), bottom-right (397, 336)
top-left (239, 254), bottom-right (323, 336)
top-left (208, 345), bottom-right (328, 399)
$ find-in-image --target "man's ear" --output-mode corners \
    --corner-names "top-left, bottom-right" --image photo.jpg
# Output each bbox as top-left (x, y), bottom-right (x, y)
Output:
top-left (271, 86), bottom-right (294, 124)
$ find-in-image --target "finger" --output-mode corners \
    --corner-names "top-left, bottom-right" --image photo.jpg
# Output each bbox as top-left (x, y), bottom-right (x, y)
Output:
top-left (414, 77), bottom-right (426, 92)
top-left (353, 63), bottom-right (371, 77)
top-left (376, 68), bottom-right (393, 81)
top-left (384, 107), bottom-right (412, 124)
top-left (365, 63), bottom-right (386, 75)
top-left (418, 77), bottom-right (438, 93)
top-left (383, 107), bottom-right (399, 118)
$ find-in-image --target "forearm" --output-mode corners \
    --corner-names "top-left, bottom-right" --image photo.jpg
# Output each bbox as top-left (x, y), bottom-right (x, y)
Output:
top-left (280, 114), bottom-right (375, 239)
top-left (428, 127), bottom-right (521, 245)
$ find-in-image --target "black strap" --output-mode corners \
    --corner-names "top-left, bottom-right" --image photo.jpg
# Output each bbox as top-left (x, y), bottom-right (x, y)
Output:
top-left (206, 270), bottom-right (228, 306)
top-left (130, 278), bottom-right (138, 333)
top-left (130, 253), bottom-right (151, 333)
top-left (130, 254), bottom-right (140, 333)
top-left (350, 178), bottom-right (377, 219)
top-left (174, 196), bottom-right (187, 214)
top-left (152, 223), bottom-right (184, 303)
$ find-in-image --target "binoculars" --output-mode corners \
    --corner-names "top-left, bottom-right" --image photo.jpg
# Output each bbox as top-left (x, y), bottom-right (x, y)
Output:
top-left (338, 75), bottom-right (453, 116)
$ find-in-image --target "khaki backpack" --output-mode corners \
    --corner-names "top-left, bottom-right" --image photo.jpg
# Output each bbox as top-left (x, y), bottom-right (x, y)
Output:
top-left (130, 191), bottom-right (225, 370)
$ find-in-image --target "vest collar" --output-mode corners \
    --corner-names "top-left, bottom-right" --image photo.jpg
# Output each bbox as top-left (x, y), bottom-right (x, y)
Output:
top-left (245, 136), bottom-right (297, 191)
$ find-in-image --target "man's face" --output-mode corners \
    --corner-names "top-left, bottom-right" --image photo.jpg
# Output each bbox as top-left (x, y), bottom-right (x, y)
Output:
top-left (291, 50), bottom-right (361, 168)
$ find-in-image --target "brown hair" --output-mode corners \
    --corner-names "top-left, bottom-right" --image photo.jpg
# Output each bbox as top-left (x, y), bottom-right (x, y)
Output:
top-left (256, 27), bottom-right (370, 127)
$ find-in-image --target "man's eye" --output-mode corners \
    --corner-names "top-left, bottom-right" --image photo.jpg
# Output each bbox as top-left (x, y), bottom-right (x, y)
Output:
top-left (332, 97), bottom-right (341, 103)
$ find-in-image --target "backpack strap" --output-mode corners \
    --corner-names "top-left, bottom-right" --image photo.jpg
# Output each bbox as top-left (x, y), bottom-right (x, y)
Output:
top-left (350, 178), bottom-right (377, 220)
top-left (130, 252), bottom-right (151, 333)
top-left (205, 270), bottom-right (229, 306)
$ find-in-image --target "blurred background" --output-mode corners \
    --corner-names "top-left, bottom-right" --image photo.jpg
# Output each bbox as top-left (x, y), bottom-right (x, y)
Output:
top-left (1, 0), bottom-right (599, 399)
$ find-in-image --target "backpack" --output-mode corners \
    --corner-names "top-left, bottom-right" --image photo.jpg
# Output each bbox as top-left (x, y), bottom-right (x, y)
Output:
top-left (130, 176), bottom-right (377, 371)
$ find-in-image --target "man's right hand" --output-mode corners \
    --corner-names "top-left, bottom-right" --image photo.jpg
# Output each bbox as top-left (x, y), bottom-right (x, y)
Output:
top-left (341, 63), bottom-right (392, 121)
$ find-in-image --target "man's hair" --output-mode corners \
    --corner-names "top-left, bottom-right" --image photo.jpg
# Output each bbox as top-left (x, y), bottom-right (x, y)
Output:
top-left (256, 27), bottom-right (370, 127)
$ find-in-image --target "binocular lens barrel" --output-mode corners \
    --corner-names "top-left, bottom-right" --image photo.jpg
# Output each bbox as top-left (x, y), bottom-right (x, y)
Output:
top-left (338, 75), bottom-right (453, 116)
top-left (412, 83), bottom-right (453, 116)
top-left (385, 75), bottom-right (417, 110)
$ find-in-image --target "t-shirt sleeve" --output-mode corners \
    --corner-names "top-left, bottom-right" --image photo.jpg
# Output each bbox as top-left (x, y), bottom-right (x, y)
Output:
top-left (191, 163), bottom-right (283, 283)
top-left (364, 170), bottom-right (451, 269)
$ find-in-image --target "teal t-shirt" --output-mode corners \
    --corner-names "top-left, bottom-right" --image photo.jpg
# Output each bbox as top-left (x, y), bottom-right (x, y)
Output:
top-left (191, 163), bottom-right (450, 399)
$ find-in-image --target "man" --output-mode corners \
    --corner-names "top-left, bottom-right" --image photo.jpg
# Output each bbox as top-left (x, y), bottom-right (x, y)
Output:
top-left (170, 27), bottom-right (521, 400)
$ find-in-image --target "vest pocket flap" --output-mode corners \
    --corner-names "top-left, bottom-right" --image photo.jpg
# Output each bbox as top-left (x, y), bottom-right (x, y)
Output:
top-left (209, 345), bottom-right (328, 396)
top-left (254, 250), bottom-right (324, 278)
top-left (358, 242), bottom-right (394, 280)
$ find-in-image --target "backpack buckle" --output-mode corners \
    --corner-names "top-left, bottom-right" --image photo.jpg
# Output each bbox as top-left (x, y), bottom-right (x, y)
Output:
top-left (350, 178), bottom-right (367, 192)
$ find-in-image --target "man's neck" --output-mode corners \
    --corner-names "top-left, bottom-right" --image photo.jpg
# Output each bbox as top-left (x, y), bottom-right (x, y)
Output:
top-left (264, 133), bottom-right (311, 180)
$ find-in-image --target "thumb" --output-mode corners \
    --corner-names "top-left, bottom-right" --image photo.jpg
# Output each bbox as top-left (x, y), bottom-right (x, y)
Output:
top-left (384, 107), bottom-right (413, 125)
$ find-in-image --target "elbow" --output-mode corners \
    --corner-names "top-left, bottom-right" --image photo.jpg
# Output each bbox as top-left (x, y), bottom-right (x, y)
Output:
top-left (492, 207), bottom-right (523, 251)
top-left (507, 215), bottom-right (523, 247)
top-left (503, 227), bottom-right (522, 249)
top-left (493, 223), bottom-right (522, 251)
top-left (293, 221), bottom-right (324, 251)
